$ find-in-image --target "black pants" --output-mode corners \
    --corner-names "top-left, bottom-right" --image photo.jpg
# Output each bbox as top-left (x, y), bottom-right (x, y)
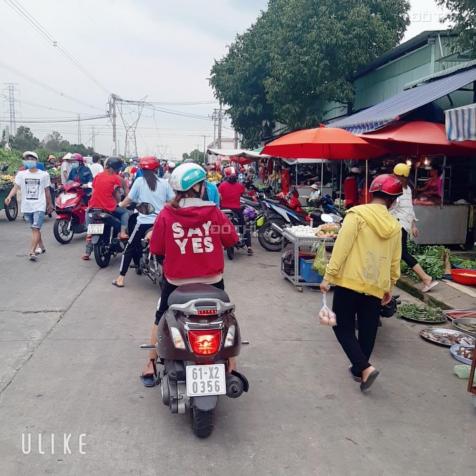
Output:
top-left (230, 208), bottom-right (251, 247)
top-left (119, 223), bottom-right (151, 276)
top-left (155, 279), bottom-right (225, 325)
top-left (401, 228), bottom-right (418, 268)
top-left (332, 286), bottom-right (381, 376)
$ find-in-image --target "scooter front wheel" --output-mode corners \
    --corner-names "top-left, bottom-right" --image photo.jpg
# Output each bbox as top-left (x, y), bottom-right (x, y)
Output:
top-left (191, 407), bottom-right (214, 438)
top-left (93, 238), bottom-right (111, 268)
top-left (53, 218), bottom-right (74, 244)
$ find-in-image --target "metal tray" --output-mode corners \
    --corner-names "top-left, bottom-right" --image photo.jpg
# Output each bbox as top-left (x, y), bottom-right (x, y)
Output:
top-left (419, 327), bottom-right (475, 347)
top-left (398, 313), bottom-right (446, 324)
top-left (452, 318), bottom-right (476, 337)
top-left (450, 344), bottom-right (474, 365)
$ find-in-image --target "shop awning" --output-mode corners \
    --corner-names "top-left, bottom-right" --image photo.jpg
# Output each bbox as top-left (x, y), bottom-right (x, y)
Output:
top-left (330, 66), bottom-right (476, 134)
top-left (445, 103), bottom-right (476, 141)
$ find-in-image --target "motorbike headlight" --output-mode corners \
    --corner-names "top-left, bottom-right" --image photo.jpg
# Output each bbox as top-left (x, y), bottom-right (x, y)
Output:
top-left (170, 327), bottom-right (186, 350)
top-left (224, 325), bottom-right (236, 348)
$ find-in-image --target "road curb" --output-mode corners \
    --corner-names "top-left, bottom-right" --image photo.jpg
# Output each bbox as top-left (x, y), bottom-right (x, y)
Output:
top-left (396, 277), bottom-right (452, 310)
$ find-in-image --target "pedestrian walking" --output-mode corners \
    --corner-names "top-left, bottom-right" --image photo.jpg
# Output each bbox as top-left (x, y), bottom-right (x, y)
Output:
top-left (5, 151), bottom-right (54, 261)
top-left (320, 174), bottom-right (403, 391)
top-left (391, 163), bottom-right (438, 292)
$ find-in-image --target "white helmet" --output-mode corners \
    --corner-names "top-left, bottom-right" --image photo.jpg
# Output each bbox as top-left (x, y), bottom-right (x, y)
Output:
top-left (169, 163), bottom-right (206, 192)
top-left (22, 151), bottom-right (39, 160)
top-left (63, 152), bottom-right (73, 161)
top-left (167, 161), bottom-right (176, 169)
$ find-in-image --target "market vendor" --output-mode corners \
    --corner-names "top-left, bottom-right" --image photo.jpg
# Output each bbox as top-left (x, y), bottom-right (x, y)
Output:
top-left (417, 165), bottom-right (443, 200)
top-left (343, 167), bottom-right (361, 208)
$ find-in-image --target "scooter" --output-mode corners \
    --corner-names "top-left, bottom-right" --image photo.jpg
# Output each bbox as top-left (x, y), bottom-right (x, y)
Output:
top-left (221, 208), bottom-right (255, 260)
top-left (138, 235), bottom-right (164, 286)
top-left (147, 283), bottom-right (248, 438)
top-left (53, 182), bottom-right (88, 244)
top-left (87, 209), bottom-right (125, 268)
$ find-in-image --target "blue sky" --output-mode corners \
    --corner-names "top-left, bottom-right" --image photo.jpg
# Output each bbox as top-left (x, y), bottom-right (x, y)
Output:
top-left (0, 0), bottom-right (447, 158)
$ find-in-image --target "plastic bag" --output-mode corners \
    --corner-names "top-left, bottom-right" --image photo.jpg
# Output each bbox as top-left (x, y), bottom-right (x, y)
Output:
top-left (318, 293), bottom-right (336, 327)
top-left (312, 242), bottom-right (328, 275)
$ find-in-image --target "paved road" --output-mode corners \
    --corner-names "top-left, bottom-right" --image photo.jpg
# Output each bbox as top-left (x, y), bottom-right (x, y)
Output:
top-left (0, 213), bottom-right (474, 476)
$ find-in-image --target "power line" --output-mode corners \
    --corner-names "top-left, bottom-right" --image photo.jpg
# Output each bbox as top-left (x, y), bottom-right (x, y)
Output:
top-left (0, 114), bottom-right (109, 123)
top-left (4, 0), bottom-right (110, 95)
top-left (0, 59), bottom-right (104, 111)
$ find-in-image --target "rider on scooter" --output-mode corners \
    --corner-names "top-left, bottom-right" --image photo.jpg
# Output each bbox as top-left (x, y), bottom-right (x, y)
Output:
top-left (112, 156), bottom-right (174, 288)
top-left (140, 162), bottom-right (238, 387)
top-left (218, 166), bottom-right (253, 255)
top-left (67, 153), bottom-right (93, 204)
top-left (82, 157), bottom-right (129, 260)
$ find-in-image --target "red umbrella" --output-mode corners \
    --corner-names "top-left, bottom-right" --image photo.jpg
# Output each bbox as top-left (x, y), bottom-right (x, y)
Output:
top-left (262, 125), bottom-right (386, 200)
top-left (262, 125), bottom-right (387, 160)
top-left (360, 121), bottom-right (476, 156)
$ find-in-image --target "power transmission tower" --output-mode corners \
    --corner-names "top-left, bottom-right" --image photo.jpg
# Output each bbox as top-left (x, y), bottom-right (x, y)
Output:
top-left (5, 83), bottom-right (17, 136)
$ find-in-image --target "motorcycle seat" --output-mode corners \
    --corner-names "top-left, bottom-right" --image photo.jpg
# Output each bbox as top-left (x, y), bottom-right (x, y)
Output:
top-left (168, 283), bottom-right (230, 305)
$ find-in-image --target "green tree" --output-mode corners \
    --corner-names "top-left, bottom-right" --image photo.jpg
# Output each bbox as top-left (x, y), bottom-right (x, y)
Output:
top-left (182, 149), bottom-right (206, 165)
top-left (9, 126), bottom-right (40, 151)
top-left (43, 131), bottom-right (68, 152)
top-left (437, 0), bottom-right (476, 54)
top-left (210, 11), bottom-right (275, 148)
top-left (210, 0), bottom-right (410, 139)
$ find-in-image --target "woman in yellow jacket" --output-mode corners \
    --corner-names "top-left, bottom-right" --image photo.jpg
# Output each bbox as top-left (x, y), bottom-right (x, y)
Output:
top-left (320, 174), bottom-right (403, 392)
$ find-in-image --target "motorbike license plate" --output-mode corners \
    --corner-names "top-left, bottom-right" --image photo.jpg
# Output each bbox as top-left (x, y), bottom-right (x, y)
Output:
top-left (186, 364), bottom-right (226, 397)
top-left (87, 223), bottom-right (104, 235)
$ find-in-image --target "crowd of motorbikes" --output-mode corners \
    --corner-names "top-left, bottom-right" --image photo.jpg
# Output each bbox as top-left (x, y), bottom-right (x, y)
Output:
top-left (50, 173), bottom-right (344, 438)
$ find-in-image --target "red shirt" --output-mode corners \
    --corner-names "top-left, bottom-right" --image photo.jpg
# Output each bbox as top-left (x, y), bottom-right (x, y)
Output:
top-left (344, 176), bottom-right (358, 208)
top-left (88, 172), bottom-right (122, 211)
top-left (218, 181), bottom-right (245, 209)
top-left (150, 200), bottom-right (238, 281)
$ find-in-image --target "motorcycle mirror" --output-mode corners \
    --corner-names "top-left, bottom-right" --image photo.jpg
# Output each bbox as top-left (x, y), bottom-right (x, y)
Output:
top-left (137, 202), bottom-right (155, 215)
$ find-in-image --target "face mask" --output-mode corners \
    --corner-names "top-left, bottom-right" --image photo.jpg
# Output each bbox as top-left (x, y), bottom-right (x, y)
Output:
top-left (70, 162), bottom-right (79, 169)
top-left (23, 160), bottom-right (37, 169)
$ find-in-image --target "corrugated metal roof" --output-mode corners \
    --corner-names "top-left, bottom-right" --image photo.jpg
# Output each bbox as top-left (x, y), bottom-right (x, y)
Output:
top-left (329, 66), bottom-right (476, 134)
top-left (445, 103), bottom-right (476, 141)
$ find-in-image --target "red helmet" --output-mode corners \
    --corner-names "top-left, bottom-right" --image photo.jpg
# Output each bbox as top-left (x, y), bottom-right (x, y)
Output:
top-left (224, 166), bottom-right (237, 177)
top-left (71, 153), bottom-right (84, 163)
top-left (139, 156), bottom-right (160, 171)
top-left (369, 174), bottom-right (403, 196)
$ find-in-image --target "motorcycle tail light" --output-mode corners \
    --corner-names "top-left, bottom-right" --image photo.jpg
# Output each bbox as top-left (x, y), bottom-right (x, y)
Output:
top-left (224, 325), bottom-right (235, 348)
top-left (196, 308), bottom-right (217, 316)
top-left (188, 329), bottom-right (221, 356)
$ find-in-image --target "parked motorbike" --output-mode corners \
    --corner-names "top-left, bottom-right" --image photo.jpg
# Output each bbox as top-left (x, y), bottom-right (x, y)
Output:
top-left (150, 283), bottom-right (249, 438)
top-left (87, 209), bottom-right (125, 268)
top-left (53, 182), bottom-right (88, 244)
top-left (221, 207), bottom-right (256, 260)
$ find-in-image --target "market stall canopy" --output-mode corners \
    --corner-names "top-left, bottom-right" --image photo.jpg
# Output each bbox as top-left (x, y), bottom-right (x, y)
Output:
top-left (281, 158), bottom-right (326, 165)
top-left (445, 103), bottom-right (476, 141)
top-left (207, 147), bottom-right (271, 159)
top-left (359, 121), bottom-right (476, 156)
top-left (329, 66), bottom-right (476, 134)
top-left (261, 125), bottom-right (386, 160)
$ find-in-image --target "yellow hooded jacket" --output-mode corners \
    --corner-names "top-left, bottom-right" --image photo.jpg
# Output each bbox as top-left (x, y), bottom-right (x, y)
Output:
top-left (324, 204), bottom-right (402, 299)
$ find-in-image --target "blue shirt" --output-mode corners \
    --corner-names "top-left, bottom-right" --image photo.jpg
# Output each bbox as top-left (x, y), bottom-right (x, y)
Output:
top-left (128, 176), bottom-right (175, 224)
top-left (205, 181), bottom-right (220, 207)
top-left (68, 165), bottom-right (93, 185)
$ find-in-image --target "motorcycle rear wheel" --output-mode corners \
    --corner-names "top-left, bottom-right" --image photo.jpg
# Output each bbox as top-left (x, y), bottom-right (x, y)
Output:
top-left (53, 219), bottom-right (74, 244)
top-left (258, 218), bottom-right (285, 252)
top-left (4, 196), bottom-right (18, 221)
top-left (94, 238), bottom-right (111, 268)
top-left (191, 407), bottom-right (214, 438)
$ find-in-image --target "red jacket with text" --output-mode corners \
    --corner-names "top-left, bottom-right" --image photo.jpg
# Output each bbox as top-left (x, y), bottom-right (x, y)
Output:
top-left (150, 198), bottom-right (238, 281)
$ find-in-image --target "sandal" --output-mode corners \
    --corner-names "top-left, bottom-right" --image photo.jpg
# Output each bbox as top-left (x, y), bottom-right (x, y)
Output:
top-left (112, 280), bottom-right (124, 288)
top-left (140, 359), bottom-right (157, 387)
top-left (360, 369), bottom-right (379, 392)
top-left (81, 254), bottom-right (90, 261)
top-left (28, 253), bottom-right (37, 262)
top-left (422, 281), bottom-right (439, 293)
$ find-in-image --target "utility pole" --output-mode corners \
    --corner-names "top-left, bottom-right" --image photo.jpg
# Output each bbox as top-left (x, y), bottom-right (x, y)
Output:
top-left (202, 135), bottom-right (208, 164)
top-left (91, 126), bottom-right (96, 149)
top-left (109, 94), bottom-right (118, 155)
top-left (234, 130), bottom-right (239, 149)
top-left (217, 103), bottom-right (223, 149)
top-left (5, 83), bottom-right (17, 136)
top-left (211, 109), bottom-right (218, 146)
top-left (77, 114), bottom-right (81, 144)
